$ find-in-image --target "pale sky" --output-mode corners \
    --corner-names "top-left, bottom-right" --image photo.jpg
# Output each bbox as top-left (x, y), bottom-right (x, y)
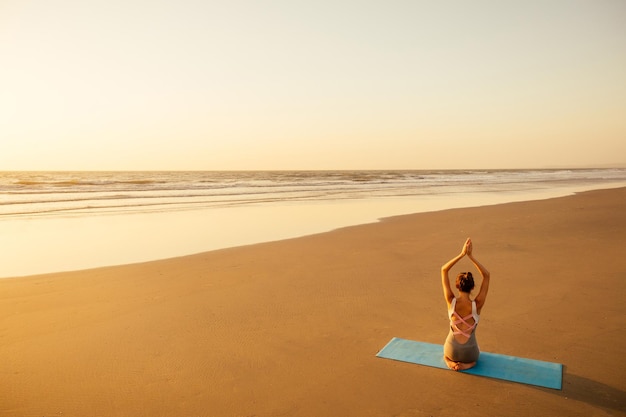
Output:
top-left (1, 0), bottom-right (625, 170)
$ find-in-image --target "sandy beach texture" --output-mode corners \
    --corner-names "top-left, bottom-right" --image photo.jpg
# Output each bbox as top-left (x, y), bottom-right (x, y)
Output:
top-left (1, 187), bottom-right (625, 417)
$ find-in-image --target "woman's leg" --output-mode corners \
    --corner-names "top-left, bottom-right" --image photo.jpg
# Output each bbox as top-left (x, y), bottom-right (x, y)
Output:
top-left (444, 355), bottom-right (461, 371)
top-left (455, 361), bottom-right (476, 371)
top-left (444, 356), bottom-right (476, 371)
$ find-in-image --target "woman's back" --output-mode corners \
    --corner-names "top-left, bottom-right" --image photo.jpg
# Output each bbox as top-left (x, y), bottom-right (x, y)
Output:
top-left (452, 297), bottom-right (475, 318)
top-left (448, 297), bottom-right (479, 343)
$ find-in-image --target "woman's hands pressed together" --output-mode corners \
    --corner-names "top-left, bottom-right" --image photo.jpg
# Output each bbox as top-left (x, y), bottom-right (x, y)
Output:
top-left (461, 238), bottom-right (472, 257)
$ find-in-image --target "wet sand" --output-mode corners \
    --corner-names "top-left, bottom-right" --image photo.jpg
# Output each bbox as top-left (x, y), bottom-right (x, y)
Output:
top-left (1, 187), bottom-right (624, 416)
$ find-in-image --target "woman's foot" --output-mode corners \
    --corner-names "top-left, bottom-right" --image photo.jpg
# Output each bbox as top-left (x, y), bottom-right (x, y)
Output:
top-left (444, 356), bottom-right (461, 371)
top-left (455, 361), bottom-right (476, 371)
top-left (444, 356), bottom-right (476, 371)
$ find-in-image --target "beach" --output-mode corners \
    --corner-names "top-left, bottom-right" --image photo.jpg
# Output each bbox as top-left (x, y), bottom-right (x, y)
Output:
top-left (1, 187), bottom-right (625, 416)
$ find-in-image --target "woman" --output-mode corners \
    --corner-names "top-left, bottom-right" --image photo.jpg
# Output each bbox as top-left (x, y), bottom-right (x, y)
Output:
top-left (441, 238), bottom-right (490, 371)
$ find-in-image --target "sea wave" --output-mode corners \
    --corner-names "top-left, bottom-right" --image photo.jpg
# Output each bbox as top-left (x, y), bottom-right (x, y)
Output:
top-left (1, 169), bottom-right (625, 218)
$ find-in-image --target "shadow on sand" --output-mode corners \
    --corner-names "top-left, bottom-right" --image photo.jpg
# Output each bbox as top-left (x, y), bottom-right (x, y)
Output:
top-left (555, 370), bottom-right (626, 413)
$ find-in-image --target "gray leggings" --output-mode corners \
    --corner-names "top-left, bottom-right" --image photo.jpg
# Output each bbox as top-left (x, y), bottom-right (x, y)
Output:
top-left (444, 330), bottom-right (480, 363)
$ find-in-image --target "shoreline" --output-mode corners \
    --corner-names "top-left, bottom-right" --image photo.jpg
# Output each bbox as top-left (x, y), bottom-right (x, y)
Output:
top-left (2, 182), bottom-right (626, 279)
top-left (1, 186), bottom-right (625, 416)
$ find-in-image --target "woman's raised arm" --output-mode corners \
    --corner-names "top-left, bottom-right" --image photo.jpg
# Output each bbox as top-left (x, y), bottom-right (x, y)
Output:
top-left (441, 238), bottom-right (471, 305)
top-left (468, 242), bottom-right (490, 311)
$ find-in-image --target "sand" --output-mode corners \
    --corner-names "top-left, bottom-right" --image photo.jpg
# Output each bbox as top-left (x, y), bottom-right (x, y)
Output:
top-left (1, 187), bottom-right (625, 417)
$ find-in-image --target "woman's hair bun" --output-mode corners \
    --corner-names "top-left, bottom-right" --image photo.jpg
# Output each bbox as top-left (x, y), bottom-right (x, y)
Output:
top-left (457, 272), bottom-right (475, 293)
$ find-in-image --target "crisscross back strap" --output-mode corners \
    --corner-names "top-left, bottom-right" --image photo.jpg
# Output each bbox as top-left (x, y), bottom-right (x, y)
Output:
top-left (451, 312), bottom-right (477, 337)
top-left (448, 298), bottom-right (479, 338)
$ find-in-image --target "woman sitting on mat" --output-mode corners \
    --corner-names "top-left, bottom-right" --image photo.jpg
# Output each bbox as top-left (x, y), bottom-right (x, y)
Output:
top-left (441, 238), bottom-right (491, 371)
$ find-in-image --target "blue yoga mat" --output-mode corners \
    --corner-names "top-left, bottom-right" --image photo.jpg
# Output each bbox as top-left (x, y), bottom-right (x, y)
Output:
top-left (376, 337), bottom-right (562, 390)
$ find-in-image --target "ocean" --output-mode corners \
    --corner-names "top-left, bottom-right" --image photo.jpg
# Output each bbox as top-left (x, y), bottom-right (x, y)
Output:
top-left (1, 169), bottom-right (625, 278)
